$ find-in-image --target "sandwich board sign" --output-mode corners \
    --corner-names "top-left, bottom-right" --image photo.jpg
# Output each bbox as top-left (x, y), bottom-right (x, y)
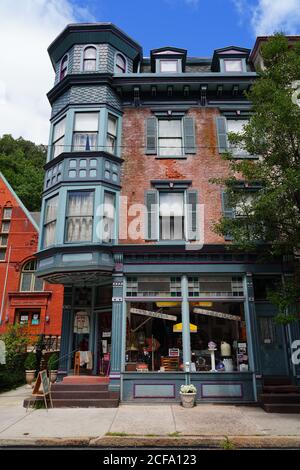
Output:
top-left (29, 370), bottom-right (53, 410)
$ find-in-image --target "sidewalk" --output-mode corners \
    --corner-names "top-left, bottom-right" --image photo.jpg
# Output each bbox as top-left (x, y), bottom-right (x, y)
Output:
top-left (1, 386), bottom-right (300, 448)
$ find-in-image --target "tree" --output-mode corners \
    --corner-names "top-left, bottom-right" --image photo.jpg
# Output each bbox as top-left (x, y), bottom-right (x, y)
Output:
top-left (0, 134), bottom-right (46, 211)
top-left (214, 34), bottom-right (300, 256)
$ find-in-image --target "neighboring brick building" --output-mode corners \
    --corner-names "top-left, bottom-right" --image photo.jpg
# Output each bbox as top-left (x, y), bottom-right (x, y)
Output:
top-left (35, 24), bottom-right (300, 403)
top-left (0, 172), bottom-right (63, 343)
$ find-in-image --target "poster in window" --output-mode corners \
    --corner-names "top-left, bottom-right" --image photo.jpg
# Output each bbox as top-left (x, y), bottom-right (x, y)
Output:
top-left (31, 314), bottom-right (40, 325)
top-left (20, 315), bottom-right (28, 325)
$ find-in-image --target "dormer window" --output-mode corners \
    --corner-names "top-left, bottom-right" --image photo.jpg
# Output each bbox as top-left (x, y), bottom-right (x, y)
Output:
top-left (224, 59), bottom-right (243, 72)
top-left (160, 60), bottom-right (179, 73)
top-left (115, 53), bottom-right (126, 73)
top-left (60, 55), bottom-right (68, 80)
top-left (83, 46), bottom-right (97, 71)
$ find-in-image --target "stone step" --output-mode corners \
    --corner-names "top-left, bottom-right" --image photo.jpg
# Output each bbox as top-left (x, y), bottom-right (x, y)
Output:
top-left (51, 390), bottom-right (119, 400)
top-left (262, 403), bottom-right (300, 413)
top-left (259, 393), bottom-right (300, 404)
top-left (263, 376), bottom-right (292, 386)
top-left (62, 376), bottom-right (109, 384)
top-left (51, 384), bottom-right (108, 392)
top-left (52, 398), bottom-right (119, 408)
top-left (263, 385), bottom-right (299, 394)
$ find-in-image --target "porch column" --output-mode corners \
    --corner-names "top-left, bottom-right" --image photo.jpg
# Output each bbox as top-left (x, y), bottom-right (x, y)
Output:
top-left (109, 272), bottom-right (124, 391)
top-left (57, 309), bottom-right (72, 381)
top-left (181, 275), bottom-right (191, 371)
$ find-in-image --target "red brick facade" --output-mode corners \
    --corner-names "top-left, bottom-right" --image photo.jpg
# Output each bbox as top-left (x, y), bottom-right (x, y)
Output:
top-left (120, 107), bottom-right (229, 244)
top-left (0, 174), bottom-right (63, 337)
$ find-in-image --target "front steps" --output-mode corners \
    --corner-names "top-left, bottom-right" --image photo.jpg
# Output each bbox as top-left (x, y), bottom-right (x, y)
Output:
top-left (24, 375), bottom-right (119, 408)
top-left (259, 376), bottom-right (300, 413)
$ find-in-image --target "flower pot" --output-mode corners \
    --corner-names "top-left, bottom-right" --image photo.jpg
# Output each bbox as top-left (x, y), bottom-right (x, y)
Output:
top-left (25, 370), bottom-right (35, 386)
top-left (180, 392), bottom-right (196, 408)
top-left (49, 370), bottom-right (57, 383)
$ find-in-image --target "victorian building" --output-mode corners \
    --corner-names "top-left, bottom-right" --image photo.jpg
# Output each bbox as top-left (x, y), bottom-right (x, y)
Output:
top-left (0, 173), bottom-right (63, 346)
top-left (35, 23), bottom-right (300, 404)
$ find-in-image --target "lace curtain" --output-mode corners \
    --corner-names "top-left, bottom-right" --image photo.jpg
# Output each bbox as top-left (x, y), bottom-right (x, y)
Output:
top-left (66, 191), bottom-right (94, 242)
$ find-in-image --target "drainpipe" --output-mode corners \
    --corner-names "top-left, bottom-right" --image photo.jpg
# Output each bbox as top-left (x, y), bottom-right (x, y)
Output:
top-left (0, 245), bottom-right (11, 325)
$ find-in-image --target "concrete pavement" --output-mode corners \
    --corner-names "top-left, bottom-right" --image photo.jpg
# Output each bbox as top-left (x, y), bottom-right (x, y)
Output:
top-left (1, 386), bottom-right (300, 447)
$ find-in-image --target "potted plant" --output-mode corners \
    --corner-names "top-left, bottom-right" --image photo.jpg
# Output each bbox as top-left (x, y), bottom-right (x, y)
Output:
top-left (24, 352), bottom-right (37, 386)
top-left (180, 384), bottom-right (197, 408)
top-left (47, 353), bottom-right (59, 383)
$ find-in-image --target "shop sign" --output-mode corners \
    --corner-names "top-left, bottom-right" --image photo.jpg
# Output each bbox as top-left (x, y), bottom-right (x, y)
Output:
top-left (192, 301), bottom-right (213, 307)
top-left (168, 348), bottom-right (180, 357)
top-left (193, 308), bottom-right (241, 322)
top-left (102, 331), bottom-right (111, 338)
top-left (173, 323), bottom-right (197, 333)
top-left (130, 307), bottom-right (177, 321)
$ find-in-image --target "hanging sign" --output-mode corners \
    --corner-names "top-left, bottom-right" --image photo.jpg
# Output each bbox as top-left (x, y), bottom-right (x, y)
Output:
top-left (193, 308), bottom-right (241, 321)
top-left (130, 307), bottom-right (177, 321)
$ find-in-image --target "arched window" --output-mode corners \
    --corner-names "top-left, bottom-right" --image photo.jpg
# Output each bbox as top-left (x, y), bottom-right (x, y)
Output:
top-left (83, 46), bottom-right (97, 71)
top-left (20, 259), bottom-right (44, 292)
top-left (115, 53), bottom-right (126, 73)
top-left (60, 55), bottom-right (68, 80)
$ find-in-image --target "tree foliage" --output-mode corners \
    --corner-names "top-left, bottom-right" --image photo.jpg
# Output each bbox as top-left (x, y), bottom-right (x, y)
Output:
top-left (214, 34), bottom-right (300, 257)
top-left (0, 134), bottom-right (46, 211)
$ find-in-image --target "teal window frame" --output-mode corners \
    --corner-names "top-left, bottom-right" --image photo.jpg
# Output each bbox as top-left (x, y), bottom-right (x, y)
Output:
top-left (64, 189), bottom-right (95, 244)
top-left (81, 45), bottom-right (99, 72)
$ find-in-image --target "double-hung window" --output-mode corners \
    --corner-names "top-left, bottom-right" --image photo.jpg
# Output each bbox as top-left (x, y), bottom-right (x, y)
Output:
top-left (227, 120), bottom-right (249, 157)
top-left (115, 53), bottom-right (126, 73)
top-left (20, 260), bottom-right (44, 292)
top-left (83, 46), bottom-right (97, 71)
top-left (65, 191), bottom-right (94, 243)
top-left (72, 113), bottom-right (98, 152)
top-left (43, 195), bottom-right (58, 248)
top-left (102, 192), bottom-right (116, 243)
top-left (106, 115), bottom-right (117, 154)
top-left (52, 117), bottom-right (66, 159)
top-left (3, 208), bottom-right (12, 219)
top-left (159, 192), bottom-right (185, 240)
top-left (158, 119), bottom-right (183, 157)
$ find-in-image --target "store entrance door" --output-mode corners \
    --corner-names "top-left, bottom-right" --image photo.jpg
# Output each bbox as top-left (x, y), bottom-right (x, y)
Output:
top-left (256, 304), bottom-right (289, 376)
top-left (96, 310), bottom-right (112, 376)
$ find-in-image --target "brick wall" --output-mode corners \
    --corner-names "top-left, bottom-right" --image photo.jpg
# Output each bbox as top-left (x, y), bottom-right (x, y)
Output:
top-left (119, 107), bottom-right (230, 245)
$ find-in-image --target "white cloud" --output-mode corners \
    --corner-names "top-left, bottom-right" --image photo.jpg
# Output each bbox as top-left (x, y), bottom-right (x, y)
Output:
top-left (232, 0), bottom-right (300, 36)
top-left (251, 0), bottom-right (300, 36)
top-left (0, 0), bottom-right (95, 145)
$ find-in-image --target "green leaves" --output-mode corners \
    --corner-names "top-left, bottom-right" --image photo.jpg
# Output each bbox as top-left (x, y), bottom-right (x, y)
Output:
top-left (0, 134), bottom-right (46, 211)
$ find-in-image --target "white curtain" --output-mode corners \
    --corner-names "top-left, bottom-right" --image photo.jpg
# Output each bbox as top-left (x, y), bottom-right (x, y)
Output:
top-left (159, 193), bottom-right (184, 240)
top-left (66, 192), bottom-right (93, 242)
top-left (102, 192), bottom-right (115, 242)
top-left (44, 196), bottom-right (58, 247)
top-left (158, 120), bottom-right (182, 156)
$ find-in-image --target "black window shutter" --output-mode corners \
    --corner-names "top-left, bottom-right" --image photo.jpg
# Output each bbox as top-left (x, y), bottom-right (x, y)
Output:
top-left (183, 116), bottom-right (196, 154)
top-left (215, 116), bottom-right (228, 153)
top-left (187, 190), bottom-right (199, 240)
top-left (145, 117), bottom-right (157, 155)
top-left (145, 190), bottom-right (158, 240)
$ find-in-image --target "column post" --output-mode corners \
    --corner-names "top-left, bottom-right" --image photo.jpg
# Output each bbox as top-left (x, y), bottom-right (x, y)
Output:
top-left (109, 268), bottom-right (124, 392)
top-left (57, 287), bottom-right (72, 381)
top-left (181, 275), bottom-right (191, 380)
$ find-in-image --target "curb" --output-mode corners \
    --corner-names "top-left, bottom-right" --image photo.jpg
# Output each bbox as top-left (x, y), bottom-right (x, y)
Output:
top-left (1, 435), bottom-right (300, 448)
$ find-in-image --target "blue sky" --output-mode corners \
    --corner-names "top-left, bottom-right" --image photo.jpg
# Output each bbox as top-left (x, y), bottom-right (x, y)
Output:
top-left (0, 0), bottom-right (299, 144)
top-left (70, 0), bottom-right (256, 56)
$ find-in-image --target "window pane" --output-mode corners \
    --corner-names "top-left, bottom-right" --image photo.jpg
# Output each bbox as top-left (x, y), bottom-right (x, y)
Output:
top-left (21, 273), bottom-right (32, 291)
top-left (66, 217), bottom-right (93, 242)
top-left (0, 235), bottom-right (8, 246)
top-left (84, 47), bottom-right (96, 59)
top-left (53, 117), bottom-right (66, 141)
top-left (159, 193), bottom-right (184, 216)
top-left (227, 120), bottom-right (247, 133)
top-left (1, 221), bottom-right (10, 233)
top-left (74, 113), bottom-right (98, 131)
top-left (159, 138), bottom-right (182, 156)
top-left (224, 60), bottom-right (242, 72)
top-left (67, 191), bottom-right (94, 217)
top-left (102, 192), bottom-right (115, 242)
top-left (108, 115), bottom-right (117, 136)
top-left (106, 134), bottom-right (116, 154)
top-left (45, 196), bottom-right (58, 224)
top-left (3, 208), bottom-right (12, 219)
top-left (160, 60), bottom-right (178, 72)
top-left (116, 54), bottom-right (126, 72)
top-left (159, 120), bottom-right (181, 137)
top-left (53, 136), bottom-right (64, 159)
top-left (0, 249), bottom-right (6, 261)
top-left (73, 133), bottom-right (97, 151)
top-left (44, 221), bottom-right (56, 247)
top-left (84, 59), bottom-right (96, 71)
top-left (34, 276), bottom-right (44, 292)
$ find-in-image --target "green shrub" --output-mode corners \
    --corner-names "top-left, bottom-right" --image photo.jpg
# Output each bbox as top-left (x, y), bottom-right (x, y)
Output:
top-left (24, 352), bottom-right (37, 370)
top-left (1, 325), bottom-right (29, 371)
top-left (0, 370), bottom-right (25, 392)
top-left (47, 353), bottom-right (59, 371)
